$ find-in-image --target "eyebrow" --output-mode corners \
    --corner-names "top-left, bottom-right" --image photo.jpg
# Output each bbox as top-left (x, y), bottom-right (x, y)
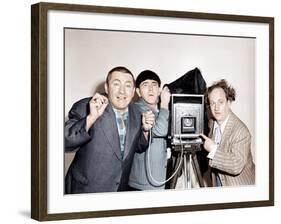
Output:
top-left (111, 79), bottom-right (133, 83)
top-left (142, 80), bottom-right (158, 84)
top-left (210, 98), bottom-right (225, 102)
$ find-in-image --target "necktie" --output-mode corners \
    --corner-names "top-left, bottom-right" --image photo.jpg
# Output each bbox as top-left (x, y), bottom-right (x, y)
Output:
top-left (119, 114), bottom-right (127, 159)
top-left (214, 125), bottom-right (222, 186)
top-left (115, 112), bottom-right (127, 160)
top-left (215, 126), bottom-right (222, 146)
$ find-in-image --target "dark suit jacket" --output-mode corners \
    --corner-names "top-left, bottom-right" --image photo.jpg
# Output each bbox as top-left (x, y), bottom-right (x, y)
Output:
top-left (64, 97), bottom-right (148, 194)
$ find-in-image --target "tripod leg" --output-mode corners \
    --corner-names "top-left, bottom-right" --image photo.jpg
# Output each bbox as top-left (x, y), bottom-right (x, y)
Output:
top-left (185, 154), bottom-right (192, 189)
top-left (191, 154), bottom-right (205, 187)
top-left (169, 153), bottom-right (182, 189)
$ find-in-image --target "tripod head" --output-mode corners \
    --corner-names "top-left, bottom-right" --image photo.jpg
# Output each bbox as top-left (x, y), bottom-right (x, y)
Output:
top-left (169, 134), bottom-right (203, 153)
top-left (172, 142), bottom-right (202, 153)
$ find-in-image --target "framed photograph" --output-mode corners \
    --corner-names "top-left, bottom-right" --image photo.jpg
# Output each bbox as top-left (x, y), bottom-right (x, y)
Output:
top-left (31, 2), bottom-right (274, 221)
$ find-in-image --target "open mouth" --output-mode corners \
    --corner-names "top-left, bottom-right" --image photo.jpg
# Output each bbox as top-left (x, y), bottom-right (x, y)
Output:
top-left (116, 96), bottom-right (126, 100)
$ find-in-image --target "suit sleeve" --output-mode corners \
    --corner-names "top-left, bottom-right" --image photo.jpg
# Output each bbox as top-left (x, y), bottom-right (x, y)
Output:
top-left (151, 108), bottom-right (169, 137)
top-left (209, 130), bottom-right (251, 176)
top-left (65, 101), bottom-right (92, 151)
top-left (135, 130), bottom-right (149, 153)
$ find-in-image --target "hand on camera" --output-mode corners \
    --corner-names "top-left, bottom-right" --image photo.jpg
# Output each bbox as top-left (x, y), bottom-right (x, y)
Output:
top-left (160, 86), bottom-right (171, 110)
top-left (199, 134), bottom-right (216, 153)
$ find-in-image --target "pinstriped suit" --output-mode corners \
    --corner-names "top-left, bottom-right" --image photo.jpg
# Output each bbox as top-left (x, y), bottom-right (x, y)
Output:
top-left (209, 111), bottom-right (255, 186)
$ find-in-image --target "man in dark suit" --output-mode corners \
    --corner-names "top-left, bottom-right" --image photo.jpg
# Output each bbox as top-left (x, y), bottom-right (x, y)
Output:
top-left (65, 66), bottom-right (155, 194)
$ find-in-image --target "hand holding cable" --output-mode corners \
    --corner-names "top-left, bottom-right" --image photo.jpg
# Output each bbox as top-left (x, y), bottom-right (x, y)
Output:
top-left (142, 111), bottom-right (155, 132)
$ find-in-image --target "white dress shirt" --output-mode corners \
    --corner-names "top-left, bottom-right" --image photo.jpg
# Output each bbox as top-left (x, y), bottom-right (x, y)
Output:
top-left (207, 115), bottom-right (230, 159)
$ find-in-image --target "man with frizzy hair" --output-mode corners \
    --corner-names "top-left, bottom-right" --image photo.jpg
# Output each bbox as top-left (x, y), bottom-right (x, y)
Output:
top-left (64, 66), bottom-right (155, 194)
top-left (200, 79), bottom-right (255, 186)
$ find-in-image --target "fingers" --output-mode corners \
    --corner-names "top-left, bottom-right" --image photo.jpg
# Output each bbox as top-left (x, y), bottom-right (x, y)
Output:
top-left (160, 87), bottom-right (171, 108)
top-left (200, 134), bottom-right (215, 153)
top-left (143, 111), bottom-right (154, 116)
top-left (199, 133), bottom-right (207, 140)
top-left (90, 93), bottom-right (108, 109)
top-left (161, 86), bottom-right (171, 95)
top-left (162, 86), bottom-right (170, 92)
top-left (91, 93), bottom-right (108, 104)
top-left (91, 93), bottom-right (107, 102)
top-left (143, 111), bottom-right (155, 124)
top-left (144, 120), bottom-right (155, 126)
top-left (142, 111), bottom-right (155, 131)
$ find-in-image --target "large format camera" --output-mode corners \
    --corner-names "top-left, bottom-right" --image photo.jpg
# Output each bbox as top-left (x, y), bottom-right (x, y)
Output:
top-left (170, 94), bottom-right (204, 146)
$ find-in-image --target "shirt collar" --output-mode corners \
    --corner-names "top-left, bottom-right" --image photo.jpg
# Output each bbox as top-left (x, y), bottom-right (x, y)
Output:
top-left (112, 107), bottom-right (128, 119)
top-left (214, 115), bottom-right (230, 134)
top-left (139, 98), bottom-right (159, 113)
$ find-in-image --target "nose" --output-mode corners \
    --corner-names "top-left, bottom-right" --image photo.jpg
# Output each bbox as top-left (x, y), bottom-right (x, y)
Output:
top-left (214, 103), bottom-right (220, 111)
top-left (119, 85), bottom-right (125, 94)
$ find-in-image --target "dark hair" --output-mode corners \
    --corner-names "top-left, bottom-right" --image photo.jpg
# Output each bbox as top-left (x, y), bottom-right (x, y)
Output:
top-left (205, 79), bottom-right (236, 105)
top-left (106, 66), bottom-right (135, 85)
top-left (135, 70), bottom-right (161, 88)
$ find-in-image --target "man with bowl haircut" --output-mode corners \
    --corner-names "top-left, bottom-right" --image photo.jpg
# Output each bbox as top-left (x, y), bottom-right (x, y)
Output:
top-left (64, 66), bottom-right (155, 194)
top-left (200, 79), bottom-right (255, 186)
top-left (128, 70), bottom-right (171, 190)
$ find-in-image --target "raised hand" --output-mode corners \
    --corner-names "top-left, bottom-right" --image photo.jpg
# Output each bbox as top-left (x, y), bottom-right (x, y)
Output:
top-left (160, 86), bottom-right (171, 110)
top-left (86, 93), bottom-right (108, 131)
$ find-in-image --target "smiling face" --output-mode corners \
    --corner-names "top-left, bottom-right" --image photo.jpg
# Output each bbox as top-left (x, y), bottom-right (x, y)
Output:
top-left (104, 71), bottom-right (135, 113)
top-left (136, 79), bottom-right (160, 107)
top-left (208, 87), bottom-right (231, 124)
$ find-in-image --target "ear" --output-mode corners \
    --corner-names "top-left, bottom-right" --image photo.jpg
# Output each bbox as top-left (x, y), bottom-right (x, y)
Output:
top-left (158, 86), bottom-right (161, 96)
top-left (104, 82), bottom-right (108, 94)
top-left (227, 100), bottom-right (232, 107)
top-left (136, 88), bottom-right (141, 97)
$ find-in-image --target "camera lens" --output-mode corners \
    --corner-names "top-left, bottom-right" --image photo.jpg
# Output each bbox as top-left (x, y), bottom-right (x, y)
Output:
top-left (183, 118), bottom-right (193, 127)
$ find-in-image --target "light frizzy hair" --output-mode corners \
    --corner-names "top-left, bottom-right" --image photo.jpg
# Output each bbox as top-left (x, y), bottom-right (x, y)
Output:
top-left (205, 79), bottom-right (236, 106)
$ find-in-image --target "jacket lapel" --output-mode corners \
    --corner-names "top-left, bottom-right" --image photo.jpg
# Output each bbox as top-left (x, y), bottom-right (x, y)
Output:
top-left (208, 120), bottom-right (215, 140)
top-left (123, 104), bottom-right (139, 159)
top-left (100, 104), bottom-right (122, 160)
top-left (220, 111), bottom-right (235, 149)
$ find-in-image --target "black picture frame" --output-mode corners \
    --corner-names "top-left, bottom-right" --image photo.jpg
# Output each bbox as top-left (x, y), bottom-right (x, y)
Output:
top-left (31, 2), bottom-right (274, 221)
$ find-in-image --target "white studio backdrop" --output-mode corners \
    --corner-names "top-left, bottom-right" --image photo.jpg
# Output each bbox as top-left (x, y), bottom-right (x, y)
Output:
top-left (64, 27), bottom-right (256, 171)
